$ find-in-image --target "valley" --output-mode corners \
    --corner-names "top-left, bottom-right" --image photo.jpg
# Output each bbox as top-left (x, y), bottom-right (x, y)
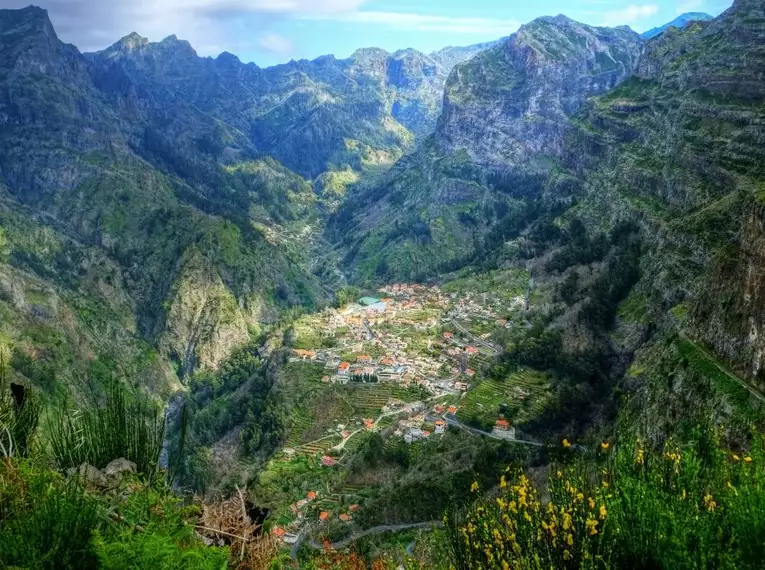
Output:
top-left (2, 0), bottom-right (765, 568)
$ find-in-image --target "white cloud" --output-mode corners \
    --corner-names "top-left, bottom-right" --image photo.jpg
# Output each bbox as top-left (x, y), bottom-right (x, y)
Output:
top-left (2, 0), bottom-right (370, 54)
top-left (676, 0), bottom-right (704, 14)
top-left (307, 11), bottom-right (521, 35)
top-left (602, 4), bottom-right (660, 26)
top-left (258, 32), bottom-right (294, 55)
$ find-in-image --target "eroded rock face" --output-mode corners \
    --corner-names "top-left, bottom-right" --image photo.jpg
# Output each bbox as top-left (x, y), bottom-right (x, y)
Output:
top-left (438, 16), bottom-right (643, 168)
top-left (159, 249), bottom-right (249, 377)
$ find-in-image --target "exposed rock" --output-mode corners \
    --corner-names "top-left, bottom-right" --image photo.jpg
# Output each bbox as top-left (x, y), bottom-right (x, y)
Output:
top-left (68, 463), bottom-right (109, 488)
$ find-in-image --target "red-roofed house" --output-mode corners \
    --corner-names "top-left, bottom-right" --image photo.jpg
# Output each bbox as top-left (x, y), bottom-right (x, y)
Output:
top-left (466, 346), bottom-right (479, 355)
top-left (435, 420), bottom-right (446, 434)
top-left (363, 418), bottom-right (375, 429)
top-left (272, 527), bottom-right (287, 538)
top-left (493, 419), bottom-right (516, 440)
top-left (349, 504), bottom-right (360, 512)
top-left (356, 354), bottom-right (372, 363)
top-left (443, 332), bottom-right (454, 340)
top-left (319, 512), bottom-right (330, 522)
top-left (465, 369), bottom-right (476, 377)
top-left (433, 404), bottom-right (444, 414)
top-left (307, 491), bottom-right (318, 501)
top-left (447, 406), bottom-right (458, 415)
top-left (495, 419), bottom-right (510, 430)
top-left (338, 362), bottom-right (351, 375)
top-left (321, 456), bottom-right (339, 467)
top-left (339, 513), bottom-right (352, 522)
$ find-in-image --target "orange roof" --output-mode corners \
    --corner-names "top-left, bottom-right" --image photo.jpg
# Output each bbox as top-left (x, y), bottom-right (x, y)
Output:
top-left (443, 332), bottom-right (453, 339)
top-left (349, 504), bottom-right (360, 511)
top-left (423, 431), bottom-right (431, 436)
top-left (272, 528), bottom-right (287, 538)
top-left (447, 406), bottom-right (458, 414)
top-left (319, 512), bottom-right (330, 521)
top-left (495, 419), bottom-right (510, 428)
top-left (363, 418), bottom-right (375, 428)
top-left (338, 362), bottom-right (350, 370)
top-left (466, 346), bottom-right (479, 354)
top-left (339, 514), bottom-right (352, 522)
top-left (465, 369), bottom-right (476, 376)
top-left (357, 354), bottom-right (372, 361)
top-left (435, 420), bottom-right (446, 426)
top-left (307, 491), bottom-right (317, 500)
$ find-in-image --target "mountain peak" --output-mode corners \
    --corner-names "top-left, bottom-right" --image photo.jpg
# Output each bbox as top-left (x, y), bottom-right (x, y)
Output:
top-left (0, 5), bottom-right (57, 39)
top-left (114, 32), bottom-right (149, 50)
top-left (641, 12), bottom-right (714, 39)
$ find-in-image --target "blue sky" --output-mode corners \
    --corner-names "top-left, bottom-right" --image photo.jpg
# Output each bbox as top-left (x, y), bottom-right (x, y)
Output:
top-left (10, 0), bottom-right (734, 66)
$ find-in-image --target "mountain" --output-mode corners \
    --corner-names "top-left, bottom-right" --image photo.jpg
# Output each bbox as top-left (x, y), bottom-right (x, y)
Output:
top-left (336, 15), bottom-right (643, 282)
top-left (559, 0), bottom-right (765, 430)
top-left (0, 5), bottom-right (503, 394)
top-left (640, 11), bottom-right (714, 39)
top-left (86, 36), bottom-right (492, 180)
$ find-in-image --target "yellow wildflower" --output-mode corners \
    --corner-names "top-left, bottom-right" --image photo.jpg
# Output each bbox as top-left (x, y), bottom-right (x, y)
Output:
top-left (601, 441), bottom-right (610, 450)
top-left (599, 505), bottom-right (608, 520)
top-left (500, 475), bottom-right (508, 488)
top-left (732, 454), bottom-right (741, 462)
top-left (636, 449), bottom-right (645, 465)
top-left (556, 470), bottom-right (563, 479)
top-left (562, 439), bottom-right (572, 449)
top-left (564, 550), bottom-right (572, 561)
top-left (704, 493), bottom-right (717, 512)
top-left (744, 456), bottom-right (753, 463)
top-left (682, 489), bottom-right (687, 500)
top-left (471, 481), bottom-right (480, 493)
top-left (588, 497), bottom-right (596, 510)
top-left (586, 518), bottom-right (599, 535)
top-left (576, 492), bottom-right (584, 502)
top-left (566, 533), bottom-right (574, 546)
top-left (602, 481), bottom-right (610, 488)
top-left (502, 562), bottom-right (510, 570)
top-left (497, 498), bottom-right (507, 510)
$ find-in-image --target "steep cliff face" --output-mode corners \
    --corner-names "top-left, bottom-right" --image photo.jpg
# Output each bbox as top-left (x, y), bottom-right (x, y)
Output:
top-left (439, 16), bottom-right (642, 167)
top-left (560, 0), bottom-right (765, 396)
top-left (337, 16), bottom-right (643, 282)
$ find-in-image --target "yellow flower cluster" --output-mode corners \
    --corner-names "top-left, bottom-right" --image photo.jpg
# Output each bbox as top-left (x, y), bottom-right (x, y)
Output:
top-left (456, 469), bottom-right (606, 569)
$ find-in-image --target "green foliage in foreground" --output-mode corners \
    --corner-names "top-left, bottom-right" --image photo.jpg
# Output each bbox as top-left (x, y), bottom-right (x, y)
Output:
top-left (444, 428), bottom-right (765, 569)
top-left (0, 380), bottom-right (228, 569)
top-left (49, 381), bottom-right (165, 477)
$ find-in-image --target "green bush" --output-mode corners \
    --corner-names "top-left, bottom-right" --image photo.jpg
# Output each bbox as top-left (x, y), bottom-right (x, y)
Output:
top-left (444, 428), bottom-right (765, 569)
top-left (49, 380), bottom-right (165, 476)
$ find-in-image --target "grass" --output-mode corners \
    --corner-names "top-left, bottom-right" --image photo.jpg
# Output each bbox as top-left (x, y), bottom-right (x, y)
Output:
top-left (49, 380), bottom-right (165, 477)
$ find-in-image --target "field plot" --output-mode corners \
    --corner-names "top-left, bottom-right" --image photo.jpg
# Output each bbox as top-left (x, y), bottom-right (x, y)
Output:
top-left (457, 368), bottom-right (550, 429)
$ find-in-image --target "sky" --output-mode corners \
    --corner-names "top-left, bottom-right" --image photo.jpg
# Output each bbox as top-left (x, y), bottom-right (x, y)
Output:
top-left (4, 0), bottom-right (734, 67)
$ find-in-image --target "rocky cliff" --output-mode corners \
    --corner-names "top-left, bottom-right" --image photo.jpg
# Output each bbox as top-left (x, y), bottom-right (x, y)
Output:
top-left (336, 16), bottom-right (643, 282)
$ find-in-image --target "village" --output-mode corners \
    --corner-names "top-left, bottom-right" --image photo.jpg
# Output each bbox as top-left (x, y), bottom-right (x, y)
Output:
top-left (265, 279), bottom-right (542, 545)
top-left (283, 282), bottom-right (531, 455)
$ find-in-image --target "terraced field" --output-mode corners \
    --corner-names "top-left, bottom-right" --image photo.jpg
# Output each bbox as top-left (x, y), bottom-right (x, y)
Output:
top-left (457, 368), bottom-right (550, 429)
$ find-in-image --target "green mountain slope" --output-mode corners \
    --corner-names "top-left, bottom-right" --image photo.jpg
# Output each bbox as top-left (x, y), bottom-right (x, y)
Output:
top-left (336, 16), bottom-right (644, 282)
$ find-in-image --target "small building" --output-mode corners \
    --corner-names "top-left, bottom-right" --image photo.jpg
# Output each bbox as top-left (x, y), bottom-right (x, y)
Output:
top-left (435, 420), bottom-right (446, 434)
top-left (466, 346), bottom-right (479, 355)
top-left (339, 513), bottom-right (352, 523)
top-left (465, 369), bottom-right (476, 377)
top-left (272, 527), bottom-right (287, 539)
top-left (447, 406), bottom-right (458, 415)
top-left (319, 512), bottom-right (330, 522)
top-left (493, 419), bottom-right (516, 440)
top-left (443, 332), bottom-right (454, 340)
top-left (321, 456), bottom-right (339, 467)
top-left (349, 504), bottom-right (360, 512)
top-left (338, 362), bottom-right (351, 375)
top-left (307, 491), bottom-right (318, 501)
top-left (363, 418), bottom-right (376, 429)
top-left (356, 354), bottom-right (372, 363)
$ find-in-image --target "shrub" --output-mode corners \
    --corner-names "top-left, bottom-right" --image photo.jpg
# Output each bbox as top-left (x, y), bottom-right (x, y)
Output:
top-left (445, 429), bottom-right (765, 569)
top-left (49, 380), bottom-right (165, 477)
